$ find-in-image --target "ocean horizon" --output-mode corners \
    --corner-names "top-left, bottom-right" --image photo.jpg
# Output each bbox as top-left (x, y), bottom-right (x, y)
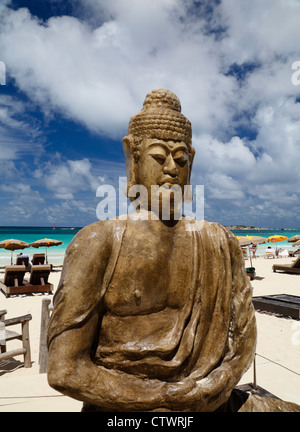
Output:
top-left (0, 226), bottom-right (80, 266)
top-left (1, 225), bottom-right (300, 266)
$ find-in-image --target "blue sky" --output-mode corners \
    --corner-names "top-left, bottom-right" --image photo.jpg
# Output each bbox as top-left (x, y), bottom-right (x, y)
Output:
top-left (0, 0), bottom-right (300, 228)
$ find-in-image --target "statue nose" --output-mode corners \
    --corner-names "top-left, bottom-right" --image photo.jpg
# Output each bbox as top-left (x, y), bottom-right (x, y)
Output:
top-left (163, 154), bottom-right (178, 176)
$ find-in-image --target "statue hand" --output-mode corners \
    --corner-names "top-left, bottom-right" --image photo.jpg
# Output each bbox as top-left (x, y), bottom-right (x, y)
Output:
top-left (164, 378), bottom-right (199, 410)
top-left (164, 367), bottom-right (232, 412)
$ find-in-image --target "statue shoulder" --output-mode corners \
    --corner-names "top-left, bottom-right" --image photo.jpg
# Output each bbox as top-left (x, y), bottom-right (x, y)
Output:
top-left (48, 219), bottom-right (127, 345)
top-left (206, 221), bottom-right (236, 237)
top-left (194, 220), bottom-right (239, 246)
top-left (193, 219), bottom-right (230, 233)
top-left (66, 219), bottom-right (126, 255)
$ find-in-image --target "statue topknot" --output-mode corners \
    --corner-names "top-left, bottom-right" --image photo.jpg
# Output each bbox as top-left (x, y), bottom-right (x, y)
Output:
top-left (127, 88), bottom-right (192, 152)
top-left (142, 89), bottom-right (182, 113)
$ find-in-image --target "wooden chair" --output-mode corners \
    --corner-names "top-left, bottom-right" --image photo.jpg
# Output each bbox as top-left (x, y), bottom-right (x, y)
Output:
top-left (4, 265), bottom-right (26, 287)
top-left (31, 253), bottom-right (45, 265)
top-left (30, 264), bottom-right (51, 286)
top-left (16, 255), bottom-right (31, 271)
top-left (39, 298), bottom-right (53, 373)
top-left (273, 255), bottom-right (300, 274)
top-left (0, 264), bottom-right (53, 297)
top-left (264, 251), bottom-right (275, 259)
top-left (0, 309), bottom-right (32, 368)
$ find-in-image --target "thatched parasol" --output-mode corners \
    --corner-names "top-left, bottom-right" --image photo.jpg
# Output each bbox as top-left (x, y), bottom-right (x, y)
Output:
top-left (288, 235), bottom-right (300, 243)
top-left (30, 238), bottom-right (63, 264)
top-left (245, 235), bottom-right (268, 244)
top-left (0, 239), bottom-right (30, 264)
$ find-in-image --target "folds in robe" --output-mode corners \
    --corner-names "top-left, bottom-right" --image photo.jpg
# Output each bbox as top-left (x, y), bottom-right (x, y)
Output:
top-left (48, 217), bottom-right (256, 390)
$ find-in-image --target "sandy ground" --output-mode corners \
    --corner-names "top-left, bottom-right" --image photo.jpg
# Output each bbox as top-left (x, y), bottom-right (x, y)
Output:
top-left (0, 253), bottom-right (299, 411)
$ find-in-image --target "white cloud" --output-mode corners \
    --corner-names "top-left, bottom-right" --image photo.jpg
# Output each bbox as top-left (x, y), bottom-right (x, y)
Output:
top-left (0, 160), bottom-right (18, 179)
top-left (193, 134), bottom-right (256, 175)
top-left (1, 0), bottom-right (300, 226)
top-left (0, 161), bottom-right (104, 225)
top-left (0, 182), bottom-right (45, 223)
top-left (43, 158), bottom-right (100, 199)
top-left (0, 1), bottom-right (237, 138)
top-left (207, 173), bottom-right (245, 200)
top-left (0, 95), bottom-right (44, 159)
top-left (217, 0), bottom-right (300, 65)
top-left (252, 99), bottom-right (300, 184)
top-left (0, 7), bottom-right (137, 138)
top-left (1, 0), bottom-right (298, 141)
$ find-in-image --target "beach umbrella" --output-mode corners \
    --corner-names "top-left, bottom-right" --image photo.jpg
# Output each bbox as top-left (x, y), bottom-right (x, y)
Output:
top-left (245, 235), bottom-right (268, 244)
top-left (288, 235), bottom-right (300, 242)
top-left (236, 236), bottom-right (253, 266)
top-left (246, 236), bottom-right (268, 263)
top-left (292, 239), bottom-right (300, 247)
top-left (236, 236), bottom-right (252, 246)
top-left (29, 238), bottom-right (63, 264)
top-left (268, 235), bottom-right (288, 253)
top-left (0, 238), bottom-right (30, 264)
top-left (268, 235), bottom-right (288, 243)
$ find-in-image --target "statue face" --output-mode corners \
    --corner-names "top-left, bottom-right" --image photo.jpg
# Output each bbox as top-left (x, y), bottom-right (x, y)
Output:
top-left (136, 138), bottom-right (190, 219)
top-left (138, 138), bottom-right (189, 188)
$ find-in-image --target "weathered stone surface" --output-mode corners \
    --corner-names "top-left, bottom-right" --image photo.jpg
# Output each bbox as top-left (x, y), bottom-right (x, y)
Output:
top-left (47, 89), bottom-right (300, 412)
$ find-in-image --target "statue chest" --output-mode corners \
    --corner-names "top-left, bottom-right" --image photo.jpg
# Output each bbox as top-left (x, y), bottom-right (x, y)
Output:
top-left (103, 221), bottom-right (195, 316)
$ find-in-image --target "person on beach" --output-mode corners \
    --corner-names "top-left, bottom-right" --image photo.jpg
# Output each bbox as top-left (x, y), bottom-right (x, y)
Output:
top-left (250, 244), bottom-right (257, 259)
top-left (266, 246), bottom-right (274, 253)
top-left (47, 89), bottom-right (300, 412)
top-left (16, 252), bottom-right (29, 260)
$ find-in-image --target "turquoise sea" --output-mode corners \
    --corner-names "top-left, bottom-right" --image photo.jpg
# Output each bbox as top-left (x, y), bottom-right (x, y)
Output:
top-left (0, 226), bottom-right (81, 266)
top-left (230, 229), bottom-right (300, 256)
top-left (0, 226), bottom-right (300, 265)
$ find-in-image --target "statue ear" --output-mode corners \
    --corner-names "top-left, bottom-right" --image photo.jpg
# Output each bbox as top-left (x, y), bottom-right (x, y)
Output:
top-left (122, 135), bottom-right (139, 198)
top-left (183, 147), bottom-right (195, 203)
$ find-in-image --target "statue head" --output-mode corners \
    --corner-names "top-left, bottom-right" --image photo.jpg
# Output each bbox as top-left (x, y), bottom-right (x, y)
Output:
top-left (123, 89), bottom-right (195, 217)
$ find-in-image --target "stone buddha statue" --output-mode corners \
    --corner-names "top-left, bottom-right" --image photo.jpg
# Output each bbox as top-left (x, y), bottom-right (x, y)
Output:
top-left (47, 89), bottom-right (300, 412)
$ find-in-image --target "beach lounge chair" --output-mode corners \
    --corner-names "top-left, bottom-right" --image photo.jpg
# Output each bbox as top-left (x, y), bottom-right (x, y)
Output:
top-left (29, 264), bottom-right (51, 286)
top-left (16, 255), bottom-right (31, 271)
top-left (278, 249), bottom-right (289, 258)
top-left (0, 264), bottom-right (53, 297)
top-left (272, 255), bottom-right (300, 274)
top-left (3, 265), bottom-right (26, 288)
top-left (264, 249), bottom-right (276, 259)
top-left (31, 253), bottom-right (45, 265)
top-left (0, 309), bottom-right (32, 368)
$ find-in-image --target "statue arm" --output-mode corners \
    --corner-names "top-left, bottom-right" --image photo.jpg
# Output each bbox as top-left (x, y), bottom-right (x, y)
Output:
top-left (208, 230), bottom-right (257, 393)
top-left (47, 306), bottom-right (172, 411)
top-left (164, 227), bottom-right (257, 412)
top-left (47, 221), bottom-right (176, 411)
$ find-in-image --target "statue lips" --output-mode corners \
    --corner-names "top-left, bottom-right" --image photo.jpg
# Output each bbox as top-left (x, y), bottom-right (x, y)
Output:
top-left (158, 177), bottom-right (180, 188)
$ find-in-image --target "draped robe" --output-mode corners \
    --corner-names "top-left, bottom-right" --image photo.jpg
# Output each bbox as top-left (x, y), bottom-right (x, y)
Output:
top-left (47, 216), bottom-right (300, 412)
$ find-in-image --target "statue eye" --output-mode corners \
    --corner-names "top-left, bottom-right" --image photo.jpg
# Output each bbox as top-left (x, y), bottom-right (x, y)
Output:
top-left (151, 154), bottom-right (166, 165)
top-left (174, 155), bottom-right (188, 167)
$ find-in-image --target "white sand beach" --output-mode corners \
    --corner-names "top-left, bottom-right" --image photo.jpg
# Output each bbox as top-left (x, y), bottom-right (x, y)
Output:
top-left (0, 253), bottom-right (299, 411)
